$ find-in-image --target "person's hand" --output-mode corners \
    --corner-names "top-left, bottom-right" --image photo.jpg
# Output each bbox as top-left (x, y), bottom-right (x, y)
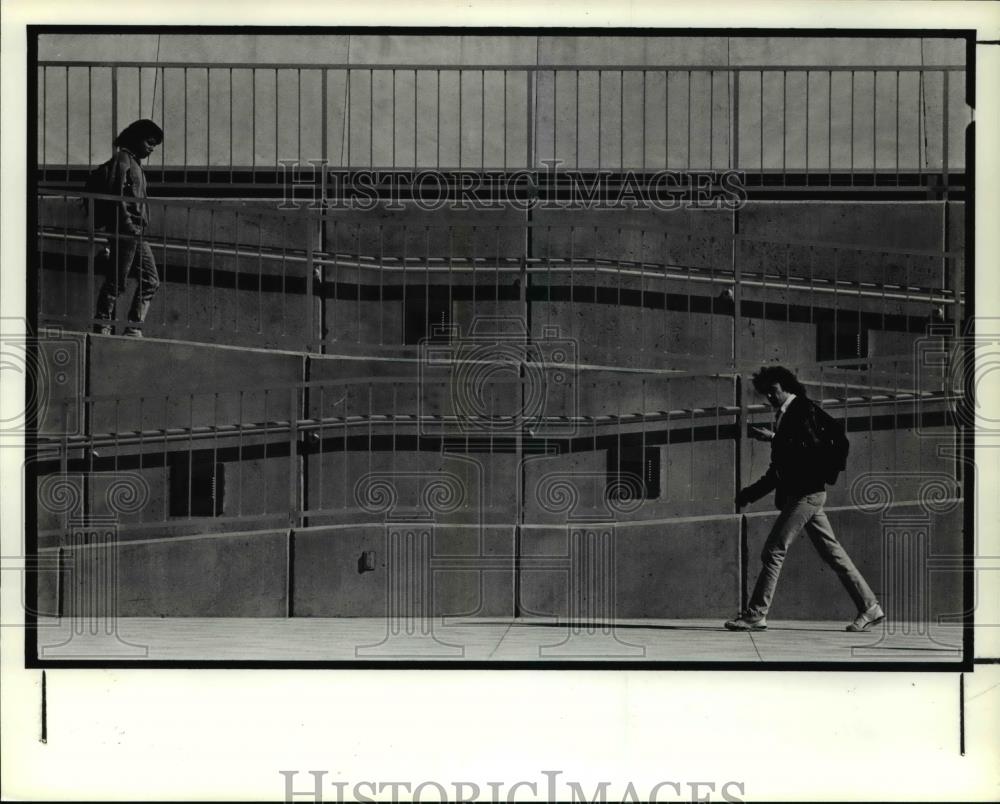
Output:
top-left (735, 489), bottom-right (751, 509)
top-left (749, 426), bottom-right (775, 442)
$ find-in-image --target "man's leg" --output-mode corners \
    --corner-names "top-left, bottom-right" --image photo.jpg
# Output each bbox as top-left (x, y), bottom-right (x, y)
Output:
top-left (124, 239), bottom-right (160, 336)
top-left (95, 234), bottom-right (138, 332)
top-left (745, 493), bottom-right (825, 619)
top-left (804, 501), bottom-right (879, 614)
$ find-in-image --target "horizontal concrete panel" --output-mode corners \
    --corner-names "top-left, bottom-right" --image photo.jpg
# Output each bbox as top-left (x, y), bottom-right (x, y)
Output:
top-left (740, 201), bottom-right (954, 254)
top-left (728, 37), bottom-right (963, 67)
top-left (523, 439), bottom-right (738, 525)
top-left (305, 450), bottom-right (518, 527)
top-left (152, 202), bottom-right (321, 255)
top-left (142, 283), bottom-right (316, 350)
top-left (538, 36), bottom-right (729, 67)
top-left (325, 203), bottom-right (527, 259)
top-left (531, 298), bottom-right (734, 369)
top-left (292, 525), bottom-right (515, 617)
top-left (349, 35), bottom-right (537, 66)
top-left (532, 207), bottom-right (731, 265)
top-left (58, 530), bottom-right (288, 617)
top-left (746, 503), bottom-right (963, 622)
top-left (520, 520), bottom-right (740, 619)
top-left (88, 336), bottom-right (304, 432)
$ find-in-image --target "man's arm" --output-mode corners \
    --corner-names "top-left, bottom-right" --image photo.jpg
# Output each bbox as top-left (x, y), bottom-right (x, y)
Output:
top-left (112, 155), bottom-right (143, 236)
top-left (736, 466), bottom-right (777, 508)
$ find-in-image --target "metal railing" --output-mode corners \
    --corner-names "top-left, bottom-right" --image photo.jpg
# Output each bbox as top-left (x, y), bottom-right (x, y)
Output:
top-left (37, 61), bottom-right (969, 186)
top-left (33, 362), bottom-right (961, 542)
top-left (37, 190), bottom-right (963, 366)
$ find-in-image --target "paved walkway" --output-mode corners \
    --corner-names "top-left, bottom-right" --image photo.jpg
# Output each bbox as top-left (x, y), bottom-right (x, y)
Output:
top-left (35, 617), bottom-right (964, 663)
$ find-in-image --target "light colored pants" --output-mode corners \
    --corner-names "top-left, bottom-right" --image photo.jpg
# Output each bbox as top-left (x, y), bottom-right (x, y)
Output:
top-left (95, 233), bottom-right (160, 325)
top-left (747, 491), bottom-right (877, 618)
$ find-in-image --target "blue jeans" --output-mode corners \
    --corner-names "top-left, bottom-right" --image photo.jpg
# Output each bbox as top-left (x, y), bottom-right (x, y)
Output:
top-left (747, 491), bottom-right (878, 618)
top-left (95, 232), bottom-right (160, 327)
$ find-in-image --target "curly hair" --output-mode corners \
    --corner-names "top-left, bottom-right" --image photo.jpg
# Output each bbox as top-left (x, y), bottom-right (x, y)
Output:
top-left (750, 365), bottom-right (807, 398)
top-left (114, 119), bottom-right (164, 150)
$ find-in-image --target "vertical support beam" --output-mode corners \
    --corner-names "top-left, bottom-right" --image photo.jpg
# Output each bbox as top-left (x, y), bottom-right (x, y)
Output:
top-left (286, 529), bottom-right (295, 618)
top-left (734, 375), bottom-right (744, 501)
top-left (526, 69), bottom-right (535, 171)
top-left (306, 213), bottom-right (318, 352)
top-left (735, 375), bottom-right (748, 610)
top-left (731, 213), bottom-right (741, 368)
top-left (86, 201), bottom-right (95, 331)
top-left (110, 67), bottom-right (118, 155)
top-left (321, 67), bottom-right (329, 168)
top-left (515, 59), bottom-right (538, 619)
top-left (730, 54), bottom-right (746, 605)
top-left (731, 68), bottom-right (739, 171)
top-left (301, 357), bottom-right (311, 530)
top-left (318, 71), bottom-right (330, 356)
top-left (516, 230), bottom-right (530, 621)
top-left (289, 384), bottom-right (300, 527)
top-left (942, 70), bottom-right (949, 193)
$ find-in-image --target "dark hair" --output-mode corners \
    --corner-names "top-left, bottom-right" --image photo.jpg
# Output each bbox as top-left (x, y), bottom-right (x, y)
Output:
top-left (114, 119), bottom-right (164, 149)
top-left (751, 365), bottom-right (807, 398)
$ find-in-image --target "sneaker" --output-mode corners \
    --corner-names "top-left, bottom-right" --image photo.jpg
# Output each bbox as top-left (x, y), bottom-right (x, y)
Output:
top-left (724, 613), bottom-right (767, 631)
top-left (122, 327), bottom-right (143, 338)
top-left (846, 603), bottom-right (885, 632)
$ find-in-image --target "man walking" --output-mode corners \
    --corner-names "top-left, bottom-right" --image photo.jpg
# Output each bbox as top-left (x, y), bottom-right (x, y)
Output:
top-left (726, 365), bottom-right (884, 633)
top-left (93, 118), bottom-right (163, 336)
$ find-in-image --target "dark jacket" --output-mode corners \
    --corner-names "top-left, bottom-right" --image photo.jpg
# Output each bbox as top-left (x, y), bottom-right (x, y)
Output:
top-left (742, 395), bottom-right (829, 508)
top-left (109, 148), bottom-right (149, 236)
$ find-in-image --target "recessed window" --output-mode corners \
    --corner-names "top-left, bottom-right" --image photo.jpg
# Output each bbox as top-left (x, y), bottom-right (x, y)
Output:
top-left (404, 288), bottom-right (451, 345)
top-left (169, 451), bottom-right (225, 517)
top-left (817, 319), bottom-right (869, 363)
top-left (607, 443), bottom-right (660, 501)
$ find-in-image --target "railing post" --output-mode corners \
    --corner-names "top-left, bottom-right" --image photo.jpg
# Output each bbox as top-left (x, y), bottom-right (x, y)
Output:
top-left (110, 67), bottom-right (118, 155)
top-left (941, 70), bottom-right (949, 193)
top-left (306, 211), bottom-right (318, 352)
top-left (731, 68), bottom-right (739, 171)
top-left (289, 384), bottom-right (301, 527)
top-left (526, 69), bottom-right (535, 171)
top-left (734, 374), bottom-right (748, 609)
top-left (87, 197), bottom-right (96, 331)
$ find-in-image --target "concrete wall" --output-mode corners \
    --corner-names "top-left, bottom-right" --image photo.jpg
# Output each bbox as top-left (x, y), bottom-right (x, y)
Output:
top-left (38, 34), bottom-right (968, 170)
top-left (31, 325), bottom-right (962, 620)
top-left (292, 524), bottom-right (515, 617)
top-left (39, 529), bottom-right (289, 617)
top-left (520, 520), bottom-right (740, 619)
top-left (34, 325), bottom-right (959, 531)
top-left (37, 499), bottom-right (960, 621)
top-left (38, 198), bottom-right (961, 367)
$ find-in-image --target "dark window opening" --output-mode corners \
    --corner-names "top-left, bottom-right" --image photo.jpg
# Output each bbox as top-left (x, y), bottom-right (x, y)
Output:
top-left (607, 444), bottom-right (660, 501)
top-left (169, 450), bottom-right (225, 517)
top-left (817, 319), bottom-right (869, 364)
top-left (404, 288), bottom-right (451, 345)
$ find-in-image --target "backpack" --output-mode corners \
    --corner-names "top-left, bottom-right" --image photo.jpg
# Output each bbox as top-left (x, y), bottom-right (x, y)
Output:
top-left (81, 157), bottom-right (119, 230)
top-left (807, 400), bottom-right (850, 485)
